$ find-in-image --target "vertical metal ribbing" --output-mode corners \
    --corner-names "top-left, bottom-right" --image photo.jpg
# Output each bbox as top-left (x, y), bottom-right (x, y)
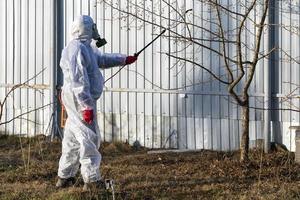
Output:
top-left (299, 1), bottom-right (300, 130)
top-left (264, 0), bottom-right (274, 151)
top-left (102, 1), bottom-right (106, 141)
top-left (227, 0), bottom-right (231, 150)
top-left (218, 0), bottom-right (221, 151)
top-left (72, 0), bottom-right (75, 20)
top-left (168, 0), bottom-right (171, 148)
top-left (135, 0), bottom-right (138, 143)
top-left (25, 0), bottom-right (29, 136)
top-left (175, 1), bottom-right (179, 149)
top-left (143, 0), bottom-right (146, 146)
top-left (80, 0), bottom-right (82, 14)
top-left (235, 1), bottom-right (240, 148)
top-left (209, 2), bottom-right (213, 149)
top-left (8, 0), bottom-right (15, 135)
top-left (244, 0), bottom-right (248, 148)
top-left (56, 0), bottom-right (64, 137)
top-left (26, 0), bottom-right (30, 135)
top-left (110, 0), bottom-right (114, 141)
top-left (18, 0), bottom-right (22, 136)
top-left (184, 0), bottom-right (188, 148)
top-left (57, 0), bottom-right (64, 83)
top-left (179, 0), bottom-right (189, 149)
top-left (244, 0), bottom-right (248, 89)
top-left (93, 0), bottom-right (99, 135)
top-left (12, 0), bottom-right (15, 135)
top-left (118, 0), bottom-right (122, 141)
top-left (181, 0), bottom-right (186, 148)
top-left (26, 0), bottom-right (30, 136)
top-left (51, 0), bottom-right (57, 139)
top-left (253, 3), bottom-right (257, 148)
top-left (192, 0), bottom-right (196, 149)
top-left (126, 0), bottom-right (130, 142)
top-left (175, 1), bottom-right (177, 148)
top-left (4, 0), bottom-right (8, 134)
top-left (88, 0), bottom-right (90, 16)
top-left (94, 0), bottom-right (97, 22)
top-left (42, 0), bottom-right (45, 135)
top-left (34, 0), bottom-right (37, 136)
top-left (12, 2), bottom-right (17, 134)
top-left (201, 1), bottom-right (204, 149)
top-left (151, 0), bottom-right (154, 148)
top-left (279, 0), bottom-right (282, 141)
top-left (159, 0), bottom-right (163, 148)
top-left (288, 0), bottom-right (292, 150)
top-left (64, 0), bottom-right (67, 46)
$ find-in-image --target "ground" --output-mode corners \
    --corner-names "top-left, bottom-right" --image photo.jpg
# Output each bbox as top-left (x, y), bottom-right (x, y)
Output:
top-left (0, 135), bottom-right (300, 200)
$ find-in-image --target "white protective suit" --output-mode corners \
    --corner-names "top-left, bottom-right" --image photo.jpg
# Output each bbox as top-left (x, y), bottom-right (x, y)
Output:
top-left (58, 15), bottom-right (126, 183)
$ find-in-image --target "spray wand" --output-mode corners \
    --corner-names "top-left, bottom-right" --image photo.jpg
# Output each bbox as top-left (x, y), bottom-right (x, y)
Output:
top-left (104, 29), bottom-right (166, 84)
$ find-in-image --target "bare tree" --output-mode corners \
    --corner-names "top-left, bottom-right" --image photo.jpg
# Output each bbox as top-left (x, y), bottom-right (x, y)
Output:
top-left (0, 68), bottom-right (52, 127)
top-left (101, 0), bottom-right (300, 161)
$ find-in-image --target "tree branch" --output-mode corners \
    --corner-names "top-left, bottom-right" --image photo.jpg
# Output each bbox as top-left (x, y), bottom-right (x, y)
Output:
top-left (215, 0), bottom-right (234, 82)
top-left (0, 103), bottom-right (52, 126)
top-left (244, 0), bottom-right (270, 94)
top-left (166, 53), bottom-right (230, 84)
top-left (0, 67), bottom-right (46, 125)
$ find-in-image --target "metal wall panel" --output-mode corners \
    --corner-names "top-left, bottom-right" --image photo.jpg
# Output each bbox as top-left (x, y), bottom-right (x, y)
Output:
top-left (2, 0), bottom-right (300, 152)
top-left (275, 1), bottom-right (300, 151)
top-left (58, 0), bottom-right (274, 150)
top-left (0, 0), bottom-right (55, 136)
top-left (60, 0), bottom-right (268, 150)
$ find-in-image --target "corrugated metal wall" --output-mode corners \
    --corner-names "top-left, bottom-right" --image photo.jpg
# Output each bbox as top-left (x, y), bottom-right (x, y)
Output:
top-left (1, 0), bottom-right (300, 151)
top-left (60, 0), bottom-right (268, 150)
top-left (96, 0), bottom-right (267, 150)
top-left (273, 0), bottom-right (300, 151)
top-left (0, 0), bottom-right (55, 136)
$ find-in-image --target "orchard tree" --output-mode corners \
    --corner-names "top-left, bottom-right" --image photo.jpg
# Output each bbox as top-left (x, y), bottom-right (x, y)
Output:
top-left (102, 0), bottom-right (300, 161)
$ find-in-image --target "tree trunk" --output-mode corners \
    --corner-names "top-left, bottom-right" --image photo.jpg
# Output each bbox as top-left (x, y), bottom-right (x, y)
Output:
top-left (240, 102), bottom-right (250, 162)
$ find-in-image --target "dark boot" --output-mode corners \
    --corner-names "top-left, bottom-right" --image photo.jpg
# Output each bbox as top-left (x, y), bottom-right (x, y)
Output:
top-left (83, 180), bottom-right (106, 192)
top-left (55, 177), bottom-right (76, 188)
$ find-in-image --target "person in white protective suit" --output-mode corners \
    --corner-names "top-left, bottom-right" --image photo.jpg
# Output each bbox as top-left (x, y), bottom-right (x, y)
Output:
top-left (56, 15), bottom-right (137, 190)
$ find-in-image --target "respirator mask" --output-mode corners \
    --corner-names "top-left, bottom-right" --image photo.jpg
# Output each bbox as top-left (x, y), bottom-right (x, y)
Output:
top-left (92, 23), bottom-right (107, 48)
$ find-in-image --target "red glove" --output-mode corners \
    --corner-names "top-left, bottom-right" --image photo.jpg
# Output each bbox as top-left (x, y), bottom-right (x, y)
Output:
top-left (125, 55), bottom-right (137, 65)
top-left (82, 110), bottom-right (93, 124)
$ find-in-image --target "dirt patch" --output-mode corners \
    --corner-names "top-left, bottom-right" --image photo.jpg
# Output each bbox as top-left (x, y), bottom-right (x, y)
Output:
top-left (0, 135), bottom-right (300, 199)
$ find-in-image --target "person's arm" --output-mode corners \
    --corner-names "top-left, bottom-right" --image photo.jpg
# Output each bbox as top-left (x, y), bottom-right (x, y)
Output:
top-left (94, 49), bottom-right (126, 69)
top-left (94, 48), bottom-right (137, 69)
top-left (70, 48), bottom-right (94, 113)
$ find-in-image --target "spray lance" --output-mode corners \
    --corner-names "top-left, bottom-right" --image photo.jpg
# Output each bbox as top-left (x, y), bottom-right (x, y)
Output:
top-left (133, 29), bottom-right (166, 57)
top-left (103, 29), bottom-right (166, 83)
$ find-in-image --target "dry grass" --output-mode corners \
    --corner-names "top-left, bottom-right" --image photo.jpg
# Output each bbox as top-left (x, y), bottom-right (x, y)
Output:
top-left (1, 135), bottom-right (300, 200)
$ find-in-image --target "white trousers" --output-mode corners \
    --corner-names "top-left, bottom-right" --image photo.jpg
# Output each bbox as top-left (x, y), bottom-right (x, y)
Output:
top-left (58, 91), bottom-right (101, 183)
